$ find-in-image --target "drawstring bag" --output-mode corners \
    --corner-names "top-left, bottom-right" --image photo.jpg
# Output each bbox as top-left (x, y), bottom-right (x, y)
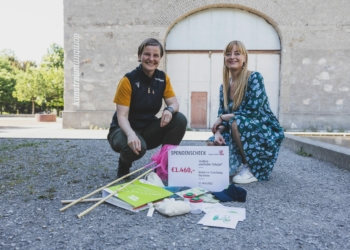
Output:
top-left (151, 144), bottom-right (177, 180)
top-left (154, 198), bottom-right (191, 217)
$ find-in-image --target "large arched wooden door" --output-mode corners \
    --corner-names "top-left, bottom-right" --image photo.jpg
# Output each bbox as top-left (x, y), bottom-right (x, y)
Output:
top-left (165, 8), bottom-right (281, 129)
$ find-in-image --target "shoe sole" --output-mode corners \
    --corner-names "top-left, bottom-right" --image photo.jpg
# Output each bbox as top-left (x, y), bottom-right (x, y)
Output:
top-left (232, 177), bottom-right (258, 184)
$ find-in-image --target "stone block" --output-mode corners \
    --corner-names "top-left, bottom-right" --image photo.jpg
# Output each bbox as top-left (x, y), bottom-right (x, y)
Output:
top-left (35, 114), bottom-right (57, 122)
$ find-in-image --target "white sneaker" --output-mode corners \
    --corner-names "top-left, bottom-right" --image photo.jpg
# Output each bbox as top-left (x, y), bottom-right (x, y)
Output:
top-left (232, 165), bottom-right (258, 184)
top-left (232, 164), bottom-right (244, 176)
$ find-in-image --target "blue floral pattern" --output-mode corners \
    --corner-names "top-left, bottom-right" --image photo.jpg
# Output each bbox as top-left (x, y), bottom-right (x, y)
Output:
top-left (208, 72), bottom-right (284, 181)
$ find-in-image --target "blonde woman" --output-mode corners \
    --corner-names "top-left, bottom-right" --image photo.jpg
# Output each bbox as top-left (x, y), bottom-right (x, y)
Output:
top-left (207, 41), bottom-right (284, 184)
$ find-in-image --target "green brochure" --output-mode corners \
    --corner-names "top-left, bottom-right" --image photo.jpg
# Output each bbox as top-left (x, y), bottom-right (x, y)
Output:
top-left (103, 180), bottom-right (173, 208)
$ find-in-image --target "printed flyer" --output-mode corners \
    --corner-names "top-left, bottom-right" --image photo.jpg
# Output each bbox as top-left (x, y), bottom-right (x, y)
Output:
top-left (168, 146), bottom-right (229, 192)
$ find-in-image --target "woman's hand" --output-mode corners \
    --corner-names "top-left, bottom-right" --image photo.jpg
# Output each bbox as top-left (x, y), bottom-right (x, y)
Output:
top-left (127, 132), bottom-right (141, 155)
top-left (160, 110), bottom-right (172, 127)
top-left (214, 132), bottom-right (226, 145)
top-left (211, 117), bottom-right (222, 134)
top-left (116, 105), bottom-right (141, 155)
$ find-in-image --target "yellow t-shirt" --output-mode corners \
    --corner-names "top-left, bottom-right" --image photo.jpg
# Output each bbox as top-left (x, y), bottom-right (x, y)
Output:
top-left (113, 74), bottom-right (175, 107)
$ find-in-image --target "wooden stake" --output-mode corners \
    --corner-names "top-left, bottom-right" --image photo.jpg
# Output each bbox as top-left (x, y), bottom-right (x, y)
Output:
top-left (59, 163), bottom-right (155, 212)
top-left (61, 198), bottom-right (102, 204)
top-left (77, 167), bottom-right (155, 218)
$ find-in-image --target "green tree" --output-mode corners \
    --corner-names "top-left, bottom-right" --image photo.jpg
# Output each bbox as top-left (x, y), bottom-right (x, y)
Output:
top-left (0, 49), bottom-right (21, 69)
top-left (40, 43), bottom-right (64, 114)
top-left (0, 57), bottom-right (17, 113)
top-left (41, 67), bottom-right (64, 113)
top-left (5, 44), bottom-right (64, 115)
top-left (0, 51), bottom-right (38, 114)
top-left (41, 43), bottom-right (64, 69)
top-left (13, 67), bottom-right (45, 114)
top-left (21, 61), bottom-right (37, 72)
top-left (0, 49), bottom-right (36, 71)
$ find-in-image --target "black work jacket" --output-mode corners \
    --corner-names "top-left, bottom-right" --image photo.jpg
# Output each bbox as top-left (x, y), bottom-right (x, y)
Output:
top-left (111, 64), bottom-right (166, 130)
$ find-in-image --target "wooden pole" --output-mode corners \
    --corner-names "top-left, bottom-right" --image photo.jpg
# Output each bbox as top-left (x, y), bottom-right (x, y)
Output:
top-left (59, 163), bottom-right (155, 212)
top-left (61, 198), bottom-right (102, 204)
top-left (77, 167), bottom-right (156, 218)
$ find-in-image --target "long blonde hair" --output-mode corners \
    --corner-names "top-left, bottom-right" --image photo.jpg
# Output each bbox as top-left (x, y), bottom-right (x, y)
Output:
top-left (222, 41), bottom-right (251, 110)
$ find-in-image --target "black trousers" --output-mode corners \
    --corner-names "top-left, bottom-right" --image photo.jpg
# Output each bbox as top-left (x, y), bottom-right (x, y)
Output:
top-left (107, 112), bottom-right (187, 164)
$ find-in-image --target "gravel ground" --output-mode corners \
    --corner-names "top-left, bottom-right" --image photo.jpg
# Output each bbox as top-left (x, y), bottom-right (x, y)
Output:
top-left (0, 138), bottom-right (349, 250)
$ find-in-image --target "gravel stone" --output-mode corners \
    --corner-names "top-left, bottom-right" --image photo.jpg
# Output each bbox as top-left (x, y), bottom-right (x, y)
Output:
top-left (0, 138), bottom-right (349, 249)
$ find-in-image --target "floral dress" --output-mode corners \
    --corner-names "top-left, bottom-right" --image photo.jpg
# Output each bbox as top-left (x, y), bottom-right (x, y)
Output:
top-left (208, 72), bottom-right (284, 181)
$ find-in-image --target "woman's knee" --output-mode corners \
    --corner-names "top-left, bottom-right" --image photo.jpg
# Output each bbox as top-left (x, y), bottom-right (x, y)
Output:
top-left (108, 128), bottom-right (124, 153)
top-left (206, 141), bottom-right (215, 146)
top-left (120, 144), bottom-right (147, 162)
top-left (173, 112), bottom-right (187, 128)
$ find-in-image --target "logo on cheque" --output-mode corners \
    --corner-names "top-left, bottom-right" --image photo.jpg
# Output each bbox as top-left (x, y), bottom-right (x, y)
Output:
top-left (219, 150), bottom-right (224, 155)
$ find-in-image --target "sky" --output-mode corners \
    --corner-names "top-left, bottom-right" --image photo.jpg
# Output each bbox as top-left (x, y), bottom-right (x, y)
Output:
top-left (0, 0), bottom-right (64, 64)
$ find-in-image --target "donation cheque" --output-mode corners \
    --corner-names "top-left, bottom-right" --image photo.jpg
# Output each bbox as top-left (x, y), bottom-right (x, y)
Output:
top-left (168, 146), bottom-right (229, 192)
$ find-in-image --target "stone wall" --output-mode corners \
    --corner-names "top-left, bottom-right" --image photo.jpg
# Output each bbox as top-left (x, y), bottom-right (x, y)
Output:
top-left (63, 0), bottom-right (350, 131)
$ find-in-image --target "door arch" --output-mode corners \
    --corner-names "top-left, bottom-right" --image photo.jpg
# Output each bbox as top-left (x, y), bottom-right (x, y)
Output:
top-left (165, 8), bottom-right (281, 129)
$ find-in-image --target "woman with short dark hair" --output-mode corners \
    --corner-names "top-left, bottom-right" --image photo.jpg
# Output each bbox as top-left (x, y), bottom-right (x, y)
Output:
top-left (108, 38), bottom-right (187, 178)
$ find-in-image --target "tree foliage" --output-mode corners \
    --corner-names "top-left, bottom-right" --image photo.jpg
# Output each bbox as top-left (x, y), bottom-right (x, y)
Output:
top-left (41, 44), bottom-right (64, 69)
top-left (0, 49), bottom-right (36, 71)
top-left (41, 67), bottom-right (64, 111)
top-left (9, 44), bottom-right (64, 114)
top-left (0, 51), bottom-right (40, 114)
top-left (13, 67), bottom-right (44, 114)
top-left (0, 57), bottom-right (17, 113)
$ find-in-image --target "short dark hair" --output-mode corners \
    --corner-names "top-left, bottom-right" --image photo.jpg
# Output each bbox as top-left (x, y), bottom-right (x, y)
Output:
top-left (138, 38), bottom-right (164, 58)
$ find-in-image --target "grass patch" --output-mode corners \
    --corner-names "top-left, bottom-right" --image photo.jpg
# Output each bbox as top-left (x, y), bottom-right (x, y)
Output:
top-left (8, 177), bottom-right (24, 187)
top-left (16, 165), bottom-right (25, 170)
top-left (0, 141), bottom-right (43, 151)
top-left (56, 168), bottom-right (68, 176)
top-left (46, 186), bottom-right (56, 193)
top-left (67, 179), bottom-right (81, 184)
top-left (38, 186), bottom-right (56, 200)
top-left (7, 173), bottom-right (31, 188)
top-left (296, 147), bottom-right (312, 157)
top-left (30, 170), bottom-right (39, 176)
top-left (26, 185), bottom-right (36, 195)
top-left (101, 173), bottom-right (110, 179)
top-left (37, 194), bottom-right (54, 200)
top-left (0, 156), bottom-right (10, 163)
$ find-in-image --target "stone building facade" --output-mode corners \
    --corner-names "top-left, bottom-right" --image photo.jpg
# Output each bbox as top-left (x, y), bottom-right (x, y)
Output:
top-left (63, 0), bottom-right (350, 131)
